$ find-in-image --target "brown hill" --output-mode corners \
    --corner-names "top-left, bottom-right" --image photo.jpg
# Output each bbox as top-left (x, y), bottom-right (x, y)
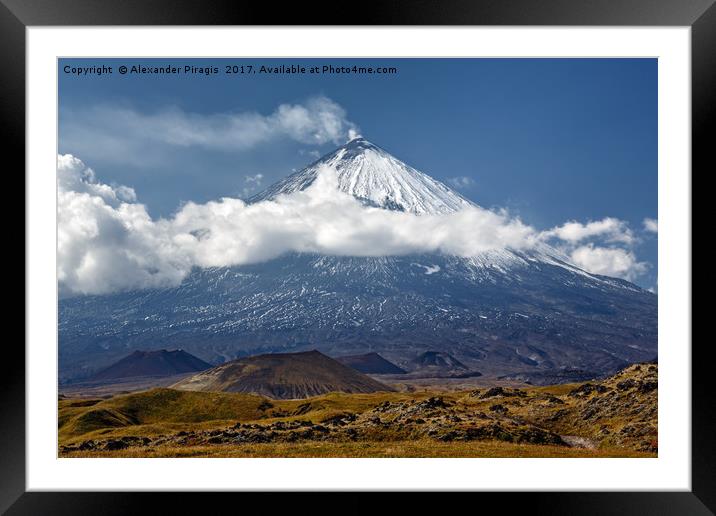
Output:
top-left (90, 349), bottom-right (212, 381)
top-left (171, 350), bottom-right (393, 399)
top-left (336, 352), bottom-right (406, 374)
top-left (408, 351), bottom-right (482, 378)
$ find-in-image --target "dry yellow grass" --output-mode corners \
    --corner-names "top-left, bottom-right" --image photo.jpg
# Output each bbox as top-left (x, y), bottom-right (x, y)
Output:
top-left (58, 364), bottom-right (658, 458)
top-left (59, 388), bottom-right (433, 443)
top-left (60, 439), bottom-right (654, 458)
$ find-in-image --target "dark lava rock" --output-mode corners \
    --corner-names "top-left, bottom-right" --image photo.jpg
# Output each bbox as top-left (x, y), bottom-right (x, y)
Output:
top-left (548, 409), bottom-right (569, 422)
top-left (104, 439), bottom-right (129, 451)
top-left (637, 381), bottom-right (657, 393)
top-left (569, 383), bottom-right (608, 397)
top-left (257, 400), bottom-right (274, 411)
top-left (321, 413), bottom-right (357, 426)
top-left (293, 403), bottom-right (313, 416)
top-left (480, 387), bottom-right (526, 399)
top-left (417, 397), bottom-right (450, 409)
top-left (616, 379), bottom-right (637, 391)
top-left (581, 408), bottom-right (598, 420)
top-left (489, 404), bottom-right (508, 414)
top-left (438, 430), bottom-right (462, 442)
top-left (517, 429), bottom-right (565, 446)
top-left (373, 401), bottom-right (393, 412)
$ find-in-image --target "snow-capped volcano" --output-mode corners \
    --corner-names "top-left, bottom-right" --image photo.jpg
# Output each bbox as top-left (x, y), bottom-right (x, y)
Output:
top-left (249, 137), bottom-right (475, 214)
top-left (250, 137), bottom-right (588, 275)
top-left (59, 138), bottom-right (657, 384)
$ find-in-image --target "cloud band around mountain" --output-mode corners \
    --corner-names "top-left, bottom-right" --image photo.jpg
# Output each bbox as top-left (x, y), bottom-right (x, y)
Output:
top-left (58, 154), bottom-right (652, 295)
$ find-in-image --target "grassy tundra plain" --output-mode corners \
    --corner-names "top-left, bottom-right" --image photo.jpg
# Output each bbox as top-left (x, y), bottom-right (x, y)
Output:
top-left (59, 363), bottom-right (657, 458)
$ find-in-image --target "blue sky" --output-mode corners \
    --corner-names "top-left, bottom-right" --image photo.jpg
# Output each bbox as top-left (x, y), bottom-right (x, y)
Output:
top-left (58, 58), bottom-right (657, 289)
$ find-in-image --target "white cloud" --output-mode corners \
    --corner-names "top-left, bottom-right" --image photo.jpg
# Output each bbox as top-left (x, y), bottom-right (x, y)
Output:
top-left (643, 217), bottom-right (658, 233)
top-left (57, 154), bottom-right (539, 294)
top-left (299, 149), bottom-right (321, 159)
top-left (57, 154), bottom-right (652, 295)
top-left (273, 97), bottom-right (357, 145)
top-left (569, 244), bottom-right (648, 281)
top-left (448, 176), bottom-right (476, 189)
top-left (543, 217), bottom-right (635, 245)
top-left (57, 156), bottom-right (191, 295)
top-left (61, 96), bottom-right (359, 165)
top-left (170, 167), bottom-right (539, 267)
top-left (57, 154), bottom-right (137, 204)
top-left (240, 173), bottom-right (264, 198)
top-left (540, 217), bottom-right (654, 281)
top-left (244, 173), bottom-right (264, 184)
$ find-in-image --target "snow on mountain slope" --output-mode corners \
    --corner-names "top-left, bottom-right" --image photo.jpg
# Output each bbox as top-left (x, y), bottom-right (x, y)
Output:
top-left (59, 137), bottom-right (657, 383)
top-left (249, 137), bottom-right (475, 214)
top-left (59, 251), bottom-right (657, 382)
top-left (248, 137), bottom-right (590, 279)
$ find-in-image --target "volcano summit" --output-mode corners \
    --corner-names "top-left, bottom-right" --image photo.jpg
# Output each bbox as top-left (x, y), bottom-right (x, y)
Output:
top-left (250, 137), bottom-right (475, 214)
top-left (59, 138), bottom-right (657, 383)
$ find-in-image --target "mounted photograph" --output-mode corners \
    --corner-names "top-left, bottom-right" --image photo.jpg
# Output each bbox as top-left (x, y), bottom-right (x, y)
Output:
top-left (56, 57), bottom-right (658, 458)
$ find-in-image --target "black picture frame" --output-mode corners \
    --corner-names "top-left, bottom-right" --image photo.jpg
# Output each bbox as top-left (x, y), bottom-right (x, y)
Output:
top-left (4, 0), bottom-right (710, 513)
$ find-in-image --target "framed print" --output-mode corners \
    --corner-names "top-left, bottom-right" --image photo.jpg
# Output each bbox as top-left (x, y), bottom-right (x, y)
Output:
top-left (5, 0), bottom-right (712, 512)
